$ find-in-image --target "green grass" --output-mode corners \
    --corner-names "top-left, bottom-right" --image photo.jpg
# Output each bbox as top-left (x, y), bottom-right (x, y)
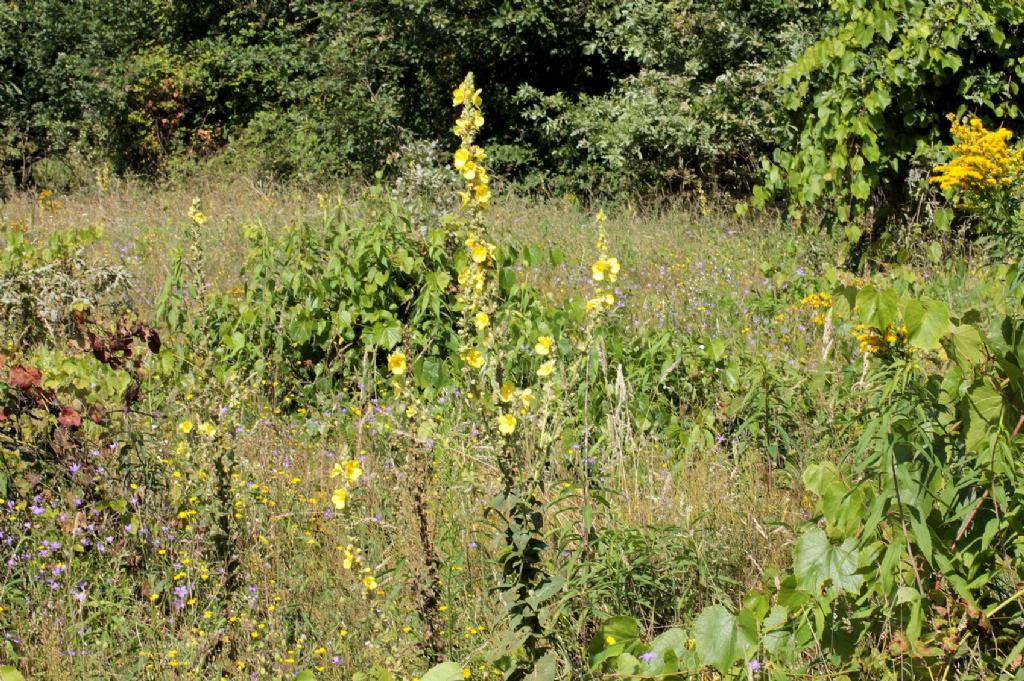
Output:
top-left (0, 176), bottom-right (993, 680)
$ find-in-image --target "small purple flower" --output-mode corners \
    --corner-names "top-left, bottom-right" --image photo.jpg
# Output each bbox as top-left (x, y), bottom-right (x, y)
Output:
top-left (748, 659), bottom-right (762, 672)
top-left (640, 651), bottom-right (657, 664)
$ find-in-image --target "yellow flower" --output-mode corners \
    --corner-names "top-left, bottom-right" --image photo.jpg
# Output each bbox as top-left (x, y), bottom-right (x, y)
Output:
top-left (177, 420), bottom-right (194, 434)
top-left (596, 209), bottom-right (607, 223)
top-left (537, 360), bottom-right (555, 377)
top-left (454, 147), bottom-right (470, 170)
top-left (470, 241), bottom-right (490, 264)
top-left (519, 388), bottom-right (535, 410)
top-left (591, 257), bottom-right (621, 283)
top-left (462, 348), bottom-right (485, 369)
top-left (497, 414), bottom-right (517, 435)
top-left (362, 575), bottom-right (378, 591)
top-left (332, 459), bottom-right (362, 483)
top-left (405, 404), bottom-right (418, 418)
top-left (605, 635), bottom-right (617, 646)
top-left (387, 352), bottom-right (407, 375)
top-left (331, 489), bottom-right (348, 510)
top-left (534, 335), bottom-right (554, 356)
top-left (474, 311), bottom-right (490, 330)
top-left (197, 422), bottom-right (216, 438)
top-left (498, 383), bottom-right (516, 402)
top-left (474, 183), bottom-right (491, 205)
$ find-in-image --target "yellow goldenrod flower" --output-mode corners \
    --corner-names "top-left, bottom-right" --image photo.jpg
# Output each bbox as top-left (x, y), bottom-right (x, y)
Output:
top-left (534, 335), bottom-right (554, 356)
top-left (931, 113), bottom-right (1024, 193)
top-left (387, 352), bottom-right (407, 375)
top-left (497, 414), bottom-right (517, 435)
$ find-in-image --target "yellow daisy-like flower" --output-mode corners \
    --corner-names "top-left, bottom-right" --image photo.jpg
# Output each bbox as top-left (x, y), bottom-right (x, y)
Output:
top-left (497, 414), bottom-right (517, 435)
top-left (474, 311), bottom-right (490, 330)
top-left (197, 422), bottom-right (216, 438)
top-left (534, 335), bottom-right (554, 356)
top-left (331, 489), bottom-right (348, 510)
top-left (177, 420), bottom-right (194, 434)
top-left (537, 360), bottom-right (555, 377)
top-left (362, 575), bottom-right (378, 591)
top-left (387, 352), bottom-right (407, 375)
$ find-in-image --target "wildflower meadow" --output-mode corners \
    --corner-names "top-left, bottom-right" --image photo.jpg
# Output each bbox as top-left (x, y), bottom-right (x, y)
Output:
top-left (3, 3), bottom-right (1024, 680)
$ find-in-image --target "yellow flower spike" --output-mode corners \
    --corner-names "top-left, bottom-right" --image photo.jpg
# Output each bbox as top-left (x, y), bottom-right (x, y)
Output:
top-left (497, 414), bottom-right (517, 435)
top-left (387, 352), bottom-right (407, 375)
top-left (534, 335), bottom-right (554, 356)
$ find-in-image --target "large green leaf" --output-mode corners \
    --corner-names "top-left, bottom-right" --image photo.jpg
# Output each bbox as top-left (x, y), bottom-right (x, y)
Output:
top-left (856, 285), bottom-right (898, 328)
top-left (0, 668), bottom-right (25, 681)
top-left (962, 382), bottom-right (1006, 453)
top-left (693, 605), bottom-right (757, 674)
top-left (949, 324), bottom-right (987, 366)
top-left (420, 662), bottom-right (465, 681)
top-left (904, 298), bottom-right (950, 350)
top-left (793, 529), bottom-right (864, 594)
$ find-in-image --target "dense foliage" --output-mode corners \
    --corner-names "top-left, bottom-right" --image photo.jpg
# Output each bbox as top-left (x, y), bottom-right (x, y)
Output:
top-left (0, 0), bottom-right (821, 193)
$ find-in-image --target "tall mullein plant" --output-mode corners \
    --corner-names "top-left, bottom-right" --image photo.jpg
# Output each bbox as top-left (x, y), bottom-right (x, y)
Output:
top-left (445, 74), bottom-right (625, 677)
top-left (449, 74), bottom-right (558, 676)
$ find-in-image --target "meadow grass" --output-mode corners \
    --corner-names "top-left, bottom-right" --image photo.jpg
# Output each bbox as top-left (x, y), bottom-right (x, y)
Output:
top-left (0, 176), bottom-right (992, 679)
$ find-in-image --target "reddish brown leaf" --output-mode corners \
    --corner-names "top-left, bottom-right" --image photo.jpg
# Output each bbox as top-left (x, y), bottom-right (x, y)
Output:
top-left (58, 406), bottom-right (82, 428)
top-left (9, 365), bottom-right (42, 389)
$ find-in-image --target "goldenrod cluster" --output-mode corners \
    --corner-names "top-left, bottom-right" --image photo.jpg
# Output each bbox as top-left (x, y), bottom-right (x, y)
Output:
top-left (587, 211), bottom-right (621, 315)
top-left (852, 323), bottom-right (908, 357)
top-left (800, 291), bottom-right (831, 325)
top-left (931, 114), bottom-right (1024, 193)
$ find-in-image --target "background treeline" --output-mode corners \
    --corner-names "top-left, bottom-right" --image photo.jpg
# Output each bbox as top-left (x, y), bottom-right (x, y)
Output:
top-left (1, 0), bottom-right (1022, 205)
top-left (0, 0), bottom-right (821, 193)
